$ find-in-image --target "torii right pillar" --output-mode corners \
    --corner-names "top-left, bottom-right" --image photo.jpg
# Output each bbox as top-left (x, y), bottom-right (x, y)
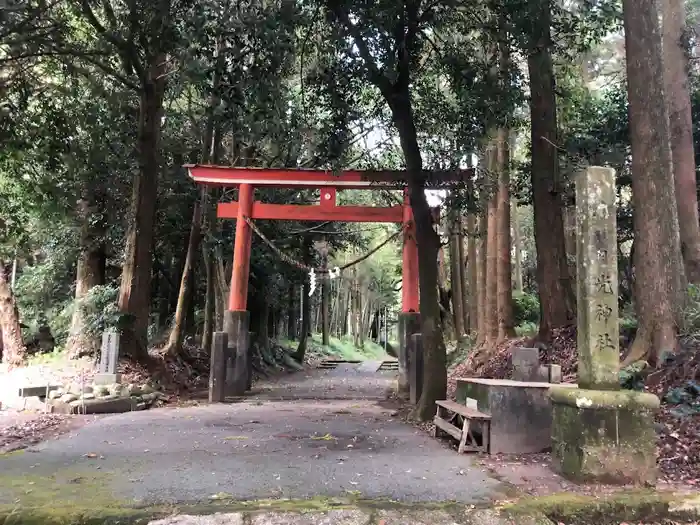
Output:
top-left (398, 193), bottom-right (420, 398)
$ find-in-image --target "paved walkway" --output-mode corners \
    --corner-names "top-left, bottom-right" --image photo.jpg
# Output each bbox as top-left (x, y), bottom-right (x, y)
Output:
top-left (0, 365), bottom-right (503, 508)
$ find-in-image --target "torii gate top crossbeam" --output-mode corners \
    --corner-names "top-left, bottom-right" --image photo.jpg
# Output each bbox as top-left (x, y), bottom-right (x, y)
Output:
top-left (185, 164), bottom-right (474, 189)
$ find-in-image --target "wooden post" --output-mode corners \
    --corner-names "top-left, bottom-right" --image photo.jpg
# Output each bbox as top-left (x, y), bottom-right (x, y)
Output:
top-left (228, 183), bottom-right (254, 311)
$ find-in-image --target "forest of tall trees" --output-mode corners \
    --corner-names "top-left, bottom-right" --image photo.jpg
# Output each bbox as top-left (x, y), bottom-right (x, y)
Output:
top-left (1, 0), bottom-right (700, 423)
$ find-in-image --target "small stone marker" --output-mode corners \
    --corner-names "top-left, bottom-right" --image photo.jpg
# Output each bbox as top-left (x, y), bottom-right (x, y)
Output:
top-left (94, 331), bottom-right (121, 385)
top-left (512, 347), bottom-right (539, 381)
top-left (550, 167), bottom-right (659, 484)
top-left (408, 333), bottom-right (423, 405)
top-left (548, 364), bottom-right (562, 384)
top-left (209, 332), bottom-right (227, 403)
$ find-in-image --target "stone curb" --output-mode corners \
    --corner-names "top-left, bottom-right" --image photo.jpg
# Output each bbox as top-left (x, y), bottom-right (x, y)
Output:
top-left (0, 492), bottom-right (697, 525)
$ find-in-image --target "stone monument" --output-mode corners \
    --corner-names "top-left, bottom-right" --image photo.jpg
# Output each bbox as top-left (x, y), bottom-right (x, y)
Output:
top-left (94, 330), bottom-right (121, 385)
top-left (550, 166), bottom-right (659, 484)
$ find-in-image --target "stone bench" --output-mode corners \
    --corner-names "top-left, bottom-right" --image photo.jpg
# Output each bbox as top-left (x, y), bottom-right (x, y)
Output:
top-left (433, 400), bottom-right (491, 454)
top-left (455, 377), bottom-right (578, 454)
top-left (18, 385), bottom-right (61, 399)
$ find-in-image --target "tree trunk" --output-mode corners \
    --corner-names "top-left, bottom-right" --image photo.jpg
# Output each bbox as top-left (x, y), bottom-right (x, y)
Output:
top-left (622, 0), bottom-right (686, 366)
top-left (475, 211), bottom-right (488, 346)
top-left (164, 201), bottom-right (202, 357)
top-left (512, 201), bottom-right (523, 293)
top-left (257, 292), bottom-right (270, 354)
top-left (662, 0), bottom-right (700, 283)
top-left (322, 272), bottom-right (330, 346)
top-left (0, 265), bottom-right (25, 366)
top-left (118, 56), bottom-right (166, 362)
top-left (449, 210), bottom-right (466, 339)
top-left (390, 93), bottom-right (446, 422)
top-left (496, 128), bottom-right (516, 341)
top-left (286, 283), bottom-right (296, 340)
top-left (202, 248), bottom-right (215, 352)
top-left (485, 140), bottom-right (500, 346)
top-left (66, 198), bottom-right (107, 359)
top-left (527, 10), bottom-right (576, 339)
top-left (467, 178), bottom-right (478, 334)
top-left (457, 219), bottom-right (469, 331)
top-left (293, 278), bottom-right (311, 362)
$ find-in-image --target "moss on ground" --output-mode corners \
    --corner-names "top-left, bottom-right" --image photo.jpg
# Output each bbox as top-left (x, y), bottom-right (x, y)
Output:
top-left (504, 490), bottom-right (698, 525)
top-left (1, 490), bottom-right (698, 524)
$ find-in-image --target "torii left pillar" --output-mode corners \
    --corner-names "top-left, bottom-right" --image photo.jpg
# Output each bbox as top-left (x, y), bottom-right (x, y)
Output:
top-left (398, 192), bottom-right (420, 399)
top-left (225, 183), bottom-right (254, 396)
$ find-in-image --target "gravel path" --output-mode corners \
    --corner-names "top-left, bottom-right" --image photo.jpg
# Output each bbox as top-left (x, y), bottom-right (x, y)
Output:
top-left (0, 366), bottom-right (503, 506)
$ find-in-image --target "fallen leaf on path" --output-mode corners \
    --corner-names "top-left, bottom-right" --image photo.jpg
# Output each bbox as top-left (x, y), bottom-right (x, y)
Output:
top-left (209, 492), bottom-right (232, 500)
top-left (310, 433), bottom-right (336, 441)
top-left (223, 436), bottom-right (249, 441)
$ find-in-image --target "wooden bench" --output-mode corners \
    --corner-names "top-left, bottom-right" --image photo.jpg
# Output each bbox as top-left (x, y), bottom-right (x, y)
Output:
top-left (433, 400), bottom-right (491, 454)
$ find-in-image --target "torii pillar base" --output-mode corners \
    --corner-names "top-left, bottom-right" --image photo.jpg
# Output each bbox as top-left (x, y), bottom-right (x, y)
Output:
top-left (398, 312), bottom-right (420, 399)
top-left (223, 310), bottom-right (250, 396)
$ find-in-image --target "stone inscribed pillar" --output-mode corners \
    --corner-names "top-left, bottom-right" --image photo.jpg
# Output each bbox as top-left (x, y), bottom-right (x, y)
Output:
top-left (550, 167), bottom-right (660, 485)
top-left (575, 166), bottom-right (619, 390)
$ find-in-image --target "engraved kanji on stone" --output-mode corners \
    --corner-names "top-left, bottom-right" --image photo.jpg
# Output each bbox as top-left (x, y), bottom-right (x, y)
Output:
top-left (594, 273), bottom-right (614, 295)
top-left (595, 303), bottom-right (613, 323)
top-left (595, 333), bottom-right (616, 353)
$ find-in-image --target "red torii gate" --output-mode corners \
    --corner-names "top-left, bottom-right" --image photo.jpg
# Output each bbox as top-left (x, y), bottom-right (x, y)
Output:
top-left (186, 164), bottom-right (470, 396)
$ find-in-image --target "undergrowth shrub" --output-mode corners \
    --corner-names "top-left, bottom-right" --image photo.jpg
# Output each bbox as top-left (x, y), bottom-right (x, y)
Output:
top-left (512, 292), bottom-right (540, 325)
top-left (515, 321), bottom-right (538, 336)
top-left (680, 284), bottom-right (700, 339)
top-left (73, 284), bottom-right (121, 337)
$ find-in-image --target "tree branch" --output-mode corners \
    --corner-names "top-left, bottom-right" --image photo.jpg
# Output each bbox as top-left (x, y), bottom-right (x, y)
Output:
top-left (79, 0), bottom-right (145, 82)
top-left (327, 4), bottom-right (392, 95)
top-left (61, 55), bottom-right (139, 91)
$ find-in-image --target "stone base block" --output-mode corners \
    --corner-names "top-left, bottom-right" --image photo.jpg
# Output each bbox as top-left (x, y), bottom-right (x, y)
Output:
top-left (51, 397), bottom-right (137, 415)
top-left (550, 387), bottom-right (660, 484)
top-left (18, 385), bottom-right (61, 398)
top-left (398, 312), bottom-right (420, 398)
top-left (408, 333), bottom-right (423, 405)
top-left (223, 310), bottom-right (250, 397)
top-left (93, 373), bottom-right (121, 385)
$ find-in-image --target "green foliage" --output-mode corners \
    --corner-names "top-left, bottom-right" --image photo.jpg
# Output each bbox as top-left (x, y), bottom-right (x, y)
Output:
top-left (512, 292), bottom-right (540, 324)
top-left (281, 334), bottom-right (388, 362)
top-left (680, 284), bottom-right (700, 340)
top-left (664, 381), bottom-right (700, 417)
top-left (515, 322), bottom-right (538, 337)
top-left (14, 230), bottom-right (77, 333)
top-left (74, 285), bottom-right (121, 338)
top-left (619, 361), bottom-right (647, 391)
top-left (619, 317), bottom-right (638, 333)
